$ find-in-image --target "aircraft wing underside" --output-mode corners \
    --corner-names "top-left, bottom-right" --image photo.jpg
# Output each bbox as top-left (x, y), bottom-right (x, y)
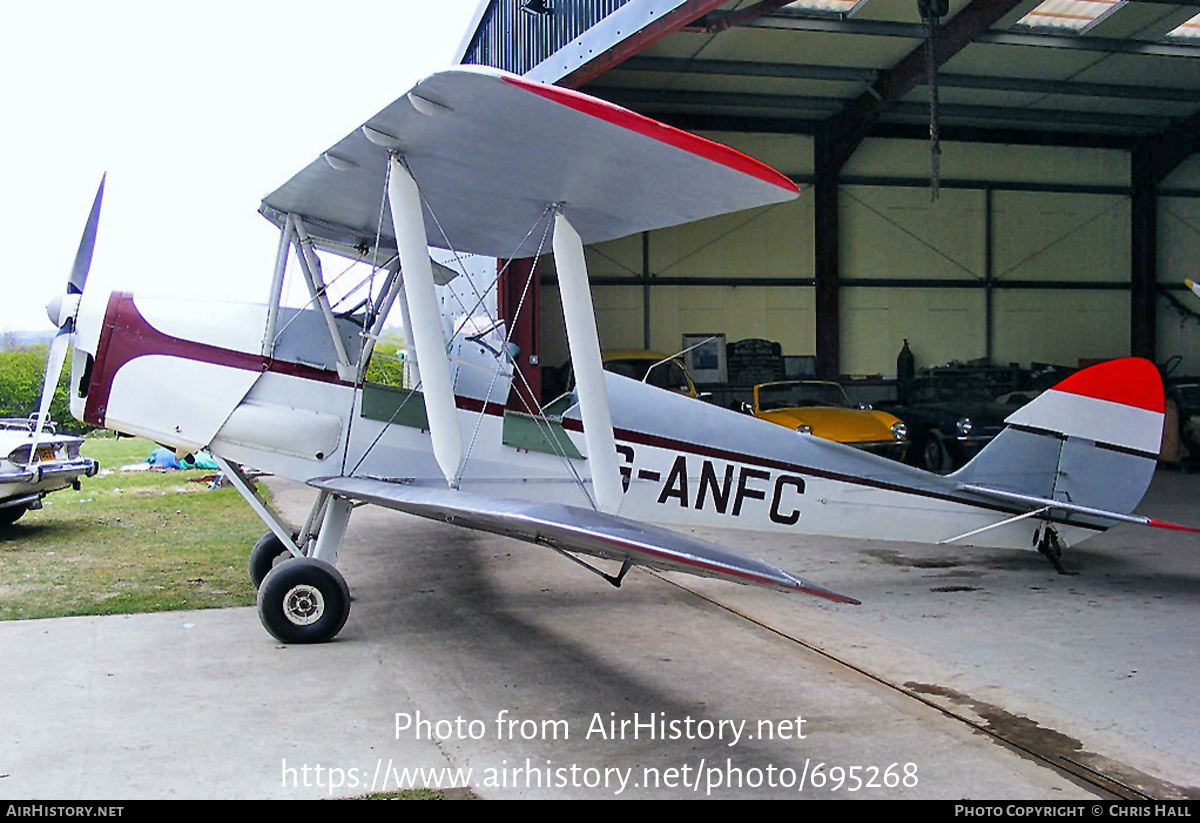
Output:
top-left (260, 66), bottom-right (799, 261)
top-left (310, 475), bottom-right (858, 605)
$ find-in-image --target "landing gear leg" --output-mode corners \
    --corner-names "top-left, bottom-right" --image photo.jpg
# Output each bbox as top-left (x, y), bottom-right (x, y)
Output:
top-left (216, 456), bottom-right (307, 585)
top-left (214, 456), bottom-right (356, 641)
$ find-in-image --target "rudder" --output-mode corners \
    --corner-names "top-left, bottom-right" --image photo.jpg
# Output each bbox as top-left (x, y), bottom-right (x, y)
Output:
top-left (952, 358), bottom-right (1163, 519)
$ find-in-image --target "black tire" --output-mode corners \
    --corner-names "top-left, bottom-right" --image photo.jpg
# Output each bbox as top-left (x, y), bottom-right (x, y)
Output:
top-left (249, 531), bottom-right (296, 589)
top-left (922, 435), bottom-right (950, 473)
top-left (0, 505), bottom-right (27, 527)
top-left (257, 558), bottom-right (351, 644)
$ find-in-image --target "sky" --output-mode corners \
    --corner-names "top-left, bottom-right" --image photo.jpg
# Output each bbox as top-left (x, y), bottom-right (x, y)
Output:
top-left (0, 0), bottom-right (484, 333)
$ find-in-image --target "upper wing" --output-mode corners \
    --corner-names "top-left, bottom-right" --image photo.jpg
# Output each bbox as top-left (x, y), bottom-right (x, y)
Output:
top-left (261, 66), bottom-right (798, 261)
top-left (310, 475), bottom-right (858, 605)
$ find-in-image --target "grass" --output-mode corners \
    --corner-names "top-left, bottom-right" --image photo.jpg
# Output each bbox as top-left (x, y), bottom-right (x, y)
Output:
top-left (3, 435), bottom-right (476, 801)
top-left (0, 434), bottom-right (268, 620)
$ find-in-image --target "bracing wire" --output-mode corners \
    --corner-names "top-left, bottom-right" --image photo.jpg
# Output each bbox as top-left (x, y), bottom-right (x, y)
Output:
top-left (344, 165), bottom-right (594, 507)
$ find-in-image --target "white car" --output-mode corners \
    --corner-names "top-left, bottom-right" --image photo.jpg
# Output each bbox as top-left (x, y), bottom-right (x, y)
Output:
top-left (0, 416), bottom-right (98, 526)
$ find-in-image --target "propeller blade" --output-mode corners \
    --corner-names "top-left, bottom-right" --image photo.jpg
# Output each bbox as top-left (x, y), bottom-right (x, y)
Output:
top-left (32, 174), bottom-right (106, 456)
top-left (68, 174), bottom-right (105, 297)
top-left (29, 330), bottom-right (70, 461)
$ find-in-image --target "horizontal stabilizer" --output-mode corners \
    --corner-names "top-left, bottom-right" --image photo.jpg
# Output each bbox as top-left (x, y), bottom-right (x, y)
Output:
top-left (310, 476), bottom-right (858, 604)
top-left (957, 483), bottom-right (1198, 532)
top-left (262, 67), bottom-right (799, 261)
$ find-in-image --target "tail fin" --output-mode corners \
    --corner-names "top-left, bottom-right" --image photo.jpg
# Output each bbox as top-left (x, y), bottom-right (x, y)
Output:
top-left (953, 358), bottom-right (1163, 520)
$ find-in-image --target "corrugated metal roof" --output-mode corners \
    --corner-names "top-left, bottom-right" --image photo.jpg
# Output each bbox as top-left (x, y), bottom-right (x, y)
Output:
top-left (462, 0), bottom-right (633, 75)
top-left (456, 0), bottom-right (1200, 143)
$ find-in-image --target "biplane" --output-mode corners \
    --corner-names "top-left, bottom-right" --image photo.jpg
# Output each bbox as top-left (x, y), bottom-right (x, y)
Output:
top-left (40, 67), bottom-right (1190, 643)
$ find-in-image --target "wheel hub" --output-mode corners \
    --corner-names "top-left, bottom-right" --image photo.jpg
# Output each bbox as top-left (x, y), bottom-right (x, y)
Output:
top-left (283, 584), bottom-right (325, 626)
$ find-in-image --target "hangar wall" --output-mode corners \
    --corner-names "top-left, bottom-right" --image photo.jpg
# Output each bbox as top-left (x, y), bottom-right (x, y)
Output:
top-left (841, 139), bottom-right (1133, 375)
top-left (540, 135), bottom-right (1200, 380)
top-left (1158, 154), bottom-right (1200, 377)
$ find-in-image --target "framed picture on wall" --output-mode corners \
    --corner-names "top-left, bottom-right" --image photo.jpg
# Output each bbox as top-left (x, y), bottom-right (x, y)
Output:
top-left (682, 333), bottom-right (727, 384)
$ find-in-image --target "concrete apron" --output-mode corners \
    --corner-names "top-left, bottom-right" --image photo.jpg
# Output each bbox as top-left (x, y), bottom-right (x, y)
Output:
top-left (3, 472), bottom-right (1198, 799)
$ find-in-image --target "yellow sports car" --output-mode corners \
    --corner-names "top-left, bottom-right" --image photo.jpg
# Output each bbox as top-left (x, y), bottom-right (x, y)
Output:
top-left (747, 381), bottom-right (908, 461)
top-left (602, 350), bottom-right (698, 397)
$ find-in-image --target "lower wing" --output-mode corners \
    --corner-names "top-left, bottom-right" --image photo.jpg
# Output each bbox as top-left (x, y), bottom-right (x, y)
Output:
top-left (310, 476), bottom-right (858, 605)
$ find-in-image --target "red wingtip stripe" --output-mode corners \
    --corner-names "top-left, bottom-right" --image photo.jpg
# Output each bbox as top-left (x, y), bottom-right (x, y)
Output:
top-left (1050, 357), bottom-right (1164, 413)
top-left (1147, 518), bottom-right (1200, 534)
top-left (500, 75), bottom-right (800, 195)
top-left (818, 591), bottom-right (862, 606)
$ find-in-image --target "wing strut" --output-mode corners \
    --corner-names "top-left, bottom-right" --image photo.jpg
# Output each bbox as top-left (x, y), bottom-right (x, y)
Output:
top-left (214, 457), bottom-right (305, 558)
top-left (292, 217), bottom-right (355, 380)
top-left (387, 154), bottom-right (463, 487)
top-left (552, 210), bottom-right (622, 514)
top-left (262, 213), bottom-right (295, 357)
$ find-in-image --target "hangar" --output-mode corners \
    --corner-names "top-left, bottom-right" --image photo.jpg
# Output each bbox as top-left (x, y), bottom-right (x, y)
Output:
top-left (453, 0), bottom-right (1200, 402)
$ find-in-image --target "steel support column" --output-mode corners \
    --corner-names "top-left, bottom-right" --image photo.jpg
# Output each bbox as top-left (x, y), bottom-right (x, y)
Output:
top-left (1131, 149), bottom-right (1158, 361)
top-left (814, 126), bottom-right (842, 380)
top-left (1130, 113), bottom-right (1200, 360)
top-left (498, 257), bottom-right (541, 411)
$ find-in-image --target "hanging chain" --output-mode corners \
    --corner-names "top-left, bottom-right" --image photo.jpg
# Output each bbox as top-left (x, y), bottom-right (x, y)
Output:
top-left (920, 0), bottom-right (945, 201)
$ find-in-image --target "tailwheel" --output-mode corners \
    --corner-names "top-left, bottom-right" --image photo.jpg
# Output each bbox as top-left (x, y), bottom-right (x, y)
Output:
top-left (257, 558), bottom-right (351, 644)
top-left (249, 530), bottom-right (297, 589)
top-left (1036, 526), bottom-right (1073, 575)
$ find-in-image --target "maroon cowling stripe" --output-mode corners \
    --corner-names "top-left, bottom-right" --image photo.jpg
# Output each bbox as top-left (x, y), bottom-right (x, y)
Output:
top-left (85, 293), bottom-right (510, 427)
top-left (85, 293), bottom-right (346, 427)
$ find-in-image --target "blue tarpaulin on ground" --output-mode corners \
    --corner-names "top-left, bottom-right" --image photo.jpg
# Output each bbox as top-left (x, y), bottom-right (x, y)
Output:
top-left (147, 448), bottom-right (220, 471)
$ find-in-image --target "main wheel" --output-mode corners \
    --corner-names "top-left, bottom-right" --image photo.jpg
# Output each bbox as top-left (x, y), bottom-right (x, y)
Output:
top-left (257, 558), bottom-right (351, 644)
top-left (249, 531), bottom-right (296, 589)
top-left (0, 504), bottom-right (28, 527)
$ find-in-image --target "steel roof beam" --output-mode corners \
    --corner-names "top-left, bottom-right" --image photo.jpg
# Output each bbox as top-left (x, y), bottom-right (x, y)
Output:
top-left (1137, 110), bottom-right (1200, 186)
top-left (595, 86), bottom-right (1176, 131)
top-left (829, 0), bottom-right (1032, 163)
top-left (615, 55), bottom-right (1200, 102)
top-left (739, 11), bottom-right (1200, 57)
top-left (687, 0), bottom-right (801, 34)
top-left (651, 111), bottom-right (1143, 148)
top-left (556, 0), bottom-right (733, 88)
top-left (619, 55), bottom-right (881, 83)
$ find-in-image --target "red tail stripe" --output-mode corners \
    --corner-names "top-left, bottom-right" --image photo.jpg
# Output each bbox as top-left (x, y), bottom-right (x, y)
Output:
top-left (1050, 358), bottom-right (1164, 413)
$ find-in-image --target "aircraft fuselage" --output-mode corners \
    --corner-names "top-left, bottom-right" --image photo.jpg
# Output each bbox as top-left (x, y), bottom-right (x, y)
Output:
top-left (71, 291), bottom-right (1102, 553)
